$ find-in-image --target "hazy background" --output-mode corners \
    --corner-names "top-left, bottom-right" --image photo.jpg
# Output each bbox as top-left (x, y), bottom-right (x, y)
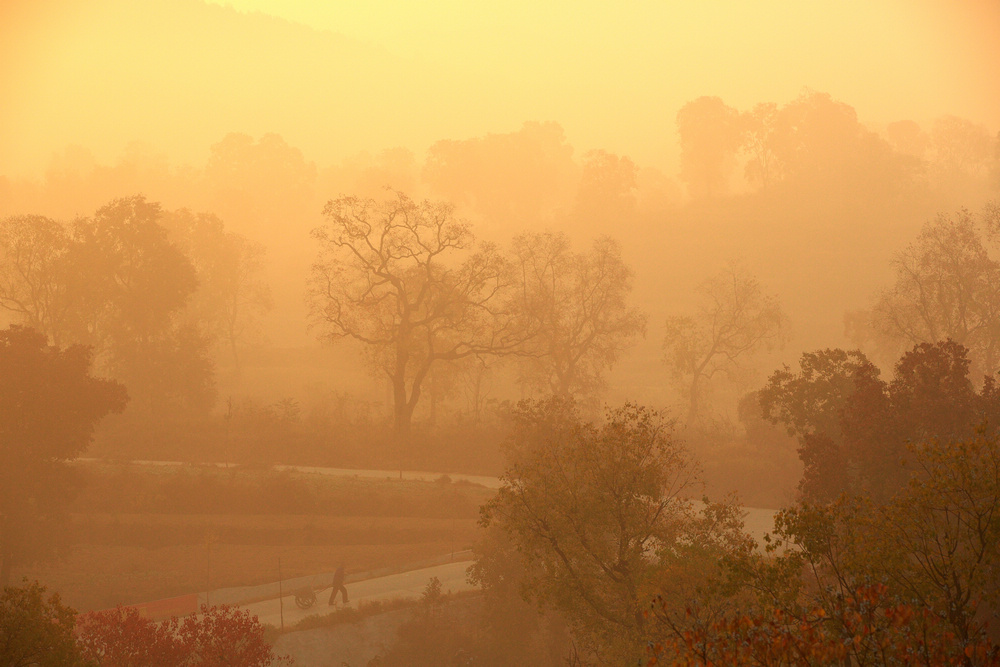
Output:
top-left (2, 0), bottom-right (999, 473)
top-left (4, 0), bottom-right (1000, 176)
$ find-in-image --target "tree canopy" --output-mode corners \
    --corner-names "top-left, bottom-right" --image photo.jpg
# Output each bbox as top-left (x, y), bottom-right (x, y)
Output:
top-left (478, 398), bottom-right (750, 663)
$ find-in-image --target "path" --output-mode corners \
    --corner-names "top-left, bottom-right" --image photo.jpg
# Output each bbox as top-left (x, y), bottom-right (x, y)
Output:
top-left (243, 559), bottom-right (475, 629)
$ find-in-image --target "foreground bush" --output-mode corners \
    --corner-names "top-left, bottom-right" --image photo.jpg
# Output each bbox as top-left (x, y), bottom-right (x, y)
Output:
top-left (77, 603), bottom-right (291, 666)
top-left (649, 584), bottom-right (1000, 666)
top-left (0, 580), bottom-right (87, 666)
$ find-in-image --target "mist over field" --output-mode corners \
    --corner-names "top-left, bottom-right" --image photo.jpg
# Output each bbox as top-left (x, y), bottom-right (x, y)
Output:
top-left (2, 2), bottom-right (1000, 665)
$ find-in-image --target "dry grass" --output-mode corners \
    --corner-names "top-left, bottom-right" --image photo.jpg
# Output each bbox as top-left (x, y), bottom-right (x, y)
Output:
top-left (23, 516), bottom-right (478, 612)
top-left (16, 463), bottom-right (490, 612)
top-left (26, 538), bottom-right (474, 612)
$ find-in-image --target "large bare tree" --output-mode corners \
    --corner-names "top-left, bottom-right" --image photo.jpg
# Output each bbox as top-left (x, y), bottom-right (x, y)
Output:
top-left (308, 191), bottom-right (522, 437)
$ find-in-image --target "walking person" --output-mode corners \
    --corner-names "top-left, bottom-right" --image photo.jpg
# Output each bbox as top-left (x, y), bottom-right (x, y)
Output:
top-left (328, 563), bottom-right (348, 605)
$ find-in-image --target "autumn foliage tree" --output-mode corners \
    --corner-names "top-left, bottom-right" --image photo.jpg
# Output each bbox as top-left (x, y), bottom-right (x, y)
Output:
top-left (478, 399), bottom-right (751, 663)
top-left (76, 604), bottom-right (290, 666)
top-left (649, 425), bottom-right (1000, 665)
top-left (649, 584), bottom-right (1000, 666)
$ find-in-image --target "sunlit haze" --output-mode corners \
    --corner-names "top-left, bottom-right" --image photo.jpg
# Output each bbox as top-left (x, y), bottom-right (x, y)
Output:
top-left (1, 2), bottom-right (1000, 665)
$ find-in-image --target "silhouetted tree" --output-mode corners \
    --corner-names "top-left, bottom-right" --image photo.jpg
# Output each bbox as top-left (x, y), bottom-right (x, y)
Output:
top-left (763, 341), bottom-right (1000, 502)
top-left (66, 196), bottom-right (215, 415)
top-left (162, 209), bottom-right (273, 373)
top-left (0, 326), bottom-right (127, 584)
top-left (930, 115), bottom-right (996, 184)
top-left (423, 121), bottom-right (577, 226)
top-left (764, 91), bottom-right (910, 199)
top-left (0, 215), bottom-right (73, 345)
top-left (663, 264), bottom-right (785, 424)
top-left (308, 191), bottom-right (524, 438)
top-left (510, 231), bottom-right (645, 404)
top-left (760, 348), bottom-right (881, 502)
top-left (872, 204), bottom-right (1000, 377)
top-left (204, 132), bottom-right (317, 240)
top-left (571, 149), bottom-right (638, 229)
top-left (676, 96), bottom-right (741, 199)
top-left (739, 102), bottom-right (780, 190)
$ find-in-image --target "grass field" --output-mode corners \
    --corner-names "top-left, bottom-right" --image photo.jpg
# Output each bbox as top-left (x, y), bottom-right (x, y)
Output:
top-left (15, 462), bottom-right (493, 612)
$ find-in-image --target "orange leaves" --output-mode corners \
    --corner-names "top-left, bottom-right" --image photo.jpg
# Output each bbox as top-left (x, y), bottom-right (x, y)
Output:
top-left (648, 583), bottom-right (1000, 666)
top-left (76, 603), bottom-right (291, 666)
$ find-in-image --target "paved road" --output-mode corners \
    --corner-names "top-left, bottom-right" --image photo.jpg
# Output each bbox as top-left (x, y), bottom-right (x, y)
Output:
top-left (243, 560), bottom-right (476, 628)
top-left (75, 458), bottom-right (501, 488)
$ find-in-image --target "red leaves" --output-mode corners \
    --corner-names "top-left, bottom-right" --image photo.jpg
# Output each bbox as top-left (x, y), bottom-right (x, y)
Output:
top-left (76, 604), bottom-right (291, 666)
top-left (649, 584), bottom-right (1000, 666)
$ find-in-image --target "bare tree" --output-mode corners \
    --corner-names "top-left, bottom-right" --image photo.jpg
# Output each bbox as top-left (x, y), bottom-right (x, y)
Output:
top-left (676, 96), bottom-right (742, 199)
top-left (872, 205), bottom-right (1000, 376)
top-left (510, 231), bottom-right (646, 404)
top-left (0, 215), bottom-right (72, 345)
top-left (308, 191), bottom-right (523, 438)
top-left (163, 210), bottom-right (273, 374)
top-left (663, 264), bottom-right (785, 424)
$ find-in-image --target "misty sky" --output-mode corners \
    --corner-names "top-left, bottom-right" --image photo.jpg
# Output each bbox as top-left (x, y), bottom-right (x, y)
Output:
top-left (2, 0), bottom-right (998, 178)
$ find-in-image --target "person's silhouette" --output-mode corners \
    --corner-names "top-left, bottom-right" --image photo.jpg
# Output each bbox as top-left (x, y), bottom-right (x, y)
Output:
top-left (328, 563), bottom-right (348, 605)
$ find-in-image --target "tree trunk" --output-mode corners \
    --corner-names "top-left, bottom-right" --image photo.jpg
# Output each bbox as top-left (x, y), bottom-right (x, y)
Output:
top-left (0, 542), bottom-right (12, 587)
top-left (687, 373), bottom-right (701, 426)
top-left (229, 335), bottom-right (242, 379)
top-left (392, 374), bottom-right (412, 440)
